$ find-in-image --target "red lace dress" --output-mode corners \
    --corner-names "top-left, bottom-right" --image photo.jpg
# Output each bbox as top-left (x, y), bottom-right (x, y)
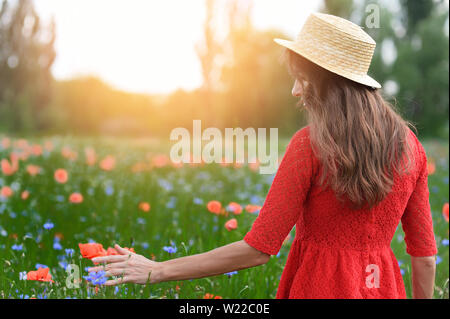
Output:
top-left (243, 125), bottom-right (437, 299)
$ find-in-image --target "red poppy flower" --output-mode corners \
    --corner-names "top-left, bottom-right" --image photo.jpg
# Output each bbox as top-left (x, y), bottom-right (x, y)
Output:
top-left (100, 155), bottom-right (116, 171)
top-left (1, 137), bottom-right (10, 149)
top-left (61, 147), bottom-right (77, 160)
top-left (106, 247), bottom-right (119, 255)
top-left (203, 293), bottom-right (222, 299)
top-left (69, 192), bottom-right (83, 204)
top-left (27, 267), bottom-right (53, 283)
top-left (1, 158), bottom-right (18, 176)
top-left (31, 144), bottom-right (43, 156)
top-left (152, 154), bottom-right (169, 168)
top-left (0, 186), bottom-right (13, 198)
top-left (245, 204), bottom-right (261, 213)
top-left (443, 203), bottom-right (449, 222)
top-left (248, 160), bottom-right (260, 171)
top-left (21, 190), bottom-right (29, 200)
top-left (227, 202), bottom-right (242, 215)
top-left (207, 201), bottom-right (222, 214)
top-left (225, 218), bottom-right (238, 231)
top-left (139, 202), bottom-right (151, 212)
top-left (78, 243), bottom-right (107, 259)
top-left (427, 160), bottom-right (436, 175)
top-left (27, 164), bottom-right (41, 176)
top-left (106, 246), bottom-right (135, 255)
top-left (84, 147), bottom-right (97, 166)
top-left (44, 140), bottom-right (53, 152)
top-left (54, 169), bottom-right (68, 184)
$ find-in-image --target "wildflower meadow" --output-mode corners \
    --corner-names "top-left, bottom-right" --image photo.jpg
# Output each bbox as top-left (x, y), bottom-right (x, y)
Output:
top-left (0, 135), bottom-right (448, 299)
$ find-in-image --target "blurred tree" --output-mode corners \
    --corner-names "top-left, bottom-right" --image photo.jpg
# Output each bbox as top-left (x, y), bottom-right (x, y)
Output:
top-left (218, 0), bottom-right (301, 135)
top-left (191, 0), bottom-right (302, 135)
top-left (53, 76), bottom-right (158, 136)
top-left (321, 0), bottom-right (354, 19)
top-left (400, 0), bottom-right (434, 36)
top-left (196, 0), bottom-right (223, 93)
top-left (0, 0), bottom-right (56, 132)
top-left (195, 0), bottom-right (225, 128)
top-left (358, 0), bottom-right (448, 138)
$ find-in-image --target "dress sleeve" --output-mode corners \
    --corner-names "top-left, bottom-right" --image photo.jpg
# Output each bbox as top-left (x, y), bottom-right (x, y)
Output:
top-left (243, 127), bottom-right (314, 255)
top-left (401, 137), bottom-right (438, 257)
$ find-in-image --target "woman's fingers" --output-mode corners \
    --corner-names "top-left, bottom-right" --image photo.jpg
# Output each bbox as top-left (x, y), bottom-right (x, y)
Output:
top-left (105, 268), bottom-right (128, 277)
top-left (87, 266), bottom-right (103, 272)
top-left (114, 244), bottom-right (135, 255)
top-left (92, 254), bottom-right (129, 264)
top-left (88, 261), bottom-right (128, 273)
top-left (104, 276), bottom-right (131, 286)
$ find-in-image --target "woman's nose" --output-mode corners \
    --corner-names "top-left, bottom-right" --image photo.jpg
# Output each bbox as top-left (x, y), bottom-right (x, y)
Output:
top-left (292, 79), bottom-right (303, 97)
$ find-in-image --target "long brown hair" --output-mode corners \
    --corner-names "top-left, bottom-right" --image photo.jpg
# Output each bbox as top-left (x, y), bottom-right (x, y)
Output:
top-left (283, 48), bottom-right (417, 211)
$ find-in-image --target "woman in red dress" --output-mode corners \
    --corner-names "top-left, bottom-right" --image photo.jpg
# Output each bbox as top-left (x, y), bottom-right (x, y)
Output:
top-left (89, 13), bottom-right (437, 299)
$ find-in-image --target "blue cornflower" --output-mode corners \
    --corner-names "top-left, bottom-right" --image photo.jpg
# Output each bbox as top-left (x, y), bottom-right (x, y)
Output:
top-left (166, 196), bottom-right (176, 209)
top-left (436, 256), bottom-right (442, 265)
top-left (84, 270), bottom-right (107, 285)
top-left (53, 241), bottom-right (63, 250)
top-left (163, 242), bottom-right (177, 254)
top-left (250, 195), bottom-right (261, 205)
top-left (441, 239), bottom-right (449, 247)
top-left (43, 222), bottom-right (54, 230)
top-left (36, 263), bottom-right (48, 269)
top-left (12, 244), bottom-right (23, 251)
top-left (193, 198), bottom-right (203, 205)
top-left (163, 246), bottom-right (177, 254)
top-left (400, 269), bottom-right (405, 276)
top-left (65, 248), bottom-right (75, 256)
top-left (59, 261), bottom-right (68, 270)
top-left (105, 186), bottom-right (114, 196)
top-left (225, 271), bottom-right (238, 277)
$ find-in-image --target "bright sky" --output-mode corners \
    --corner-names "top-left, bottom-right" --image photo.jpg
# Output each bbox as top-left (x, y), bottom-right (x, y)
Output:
top-left (34, 0), bottom-right (321, 94)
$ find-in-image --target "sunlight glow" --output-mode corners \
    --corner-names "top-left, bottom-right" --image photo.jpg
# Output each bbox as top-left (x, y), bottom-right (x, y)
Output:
top-left (34, 0), bottom-right (320, 94)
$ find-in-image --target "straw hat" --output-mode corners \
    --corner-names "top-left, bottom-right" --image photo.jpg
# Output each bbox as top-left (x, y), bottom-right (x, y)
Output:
top-left (275, 12), bottom-right (381, 89)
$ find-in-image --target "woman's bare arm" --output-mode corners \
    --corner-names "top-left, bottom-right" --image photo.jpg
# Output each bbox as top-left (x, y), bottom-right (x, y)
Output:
top-left (157, 240), bottom-right (270, 282)
top-left (411, 256), bottom-right (436, 299)
top-left (90, 241), bottom-right (270, 285)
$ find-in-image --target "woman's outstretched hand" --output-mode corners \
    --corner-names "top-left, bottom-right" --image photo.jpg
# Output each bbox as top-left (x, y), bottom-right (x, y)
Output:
top-left (88, 244), bottom-right (162, 286)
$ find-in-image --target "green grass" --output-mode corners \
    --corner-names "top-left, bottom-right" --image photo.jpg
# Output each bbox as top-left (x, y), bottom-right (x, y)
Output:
top-left (0, 135), bottom-right (448, 299)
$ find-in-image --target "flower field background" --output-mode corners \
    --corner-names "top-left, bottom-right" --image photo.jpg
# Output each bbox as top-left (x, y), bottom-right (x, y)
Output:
top-left (0, 135), bottom-right (448, 299)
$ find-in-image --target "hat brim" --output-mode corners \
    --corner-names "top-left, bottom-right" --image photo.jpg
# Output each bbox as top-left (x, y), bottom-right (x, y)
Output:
top-left (274, 38), bottom-right (382, 89)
